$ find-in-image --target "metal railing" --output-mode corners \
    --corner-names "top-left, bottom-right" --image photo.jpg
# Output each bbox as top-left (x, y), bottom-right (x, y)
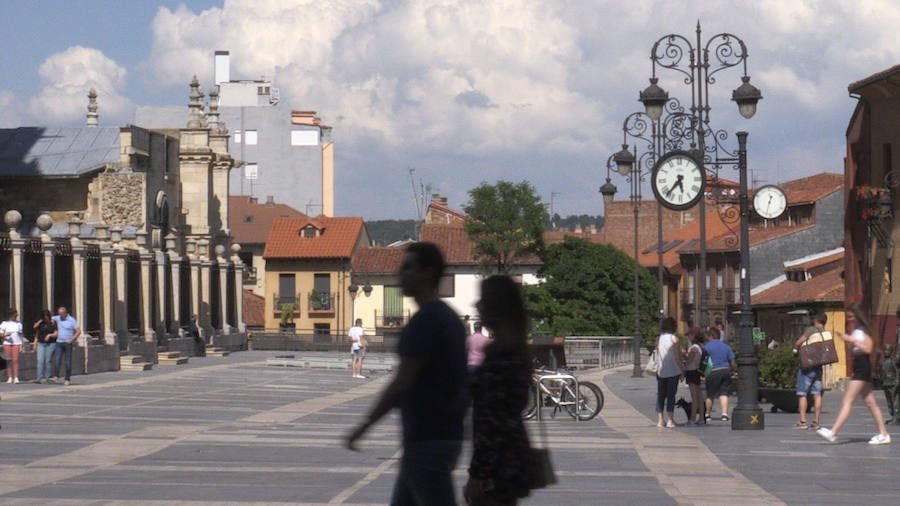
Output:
top-left (308, 291), bottom-right (334, 312)
top-left (563, 336), bottom-right (633, 370)
top-left (374, 309), bottom-right (410, 328)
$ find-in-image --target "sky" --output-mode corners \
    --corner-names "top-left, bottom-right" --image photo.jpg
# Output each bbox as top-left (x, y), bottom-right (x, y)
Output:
top-left (2, 0), bottom-right (899, 220)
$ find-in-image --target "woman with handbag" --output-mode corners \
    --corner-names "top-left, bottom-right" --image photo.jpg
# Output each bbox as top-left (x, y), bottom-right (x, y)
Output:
top-left (816, 304), bottom-right (891, 445)
top-left (465, 275), bottom-right (541, 505)
top-left (655, 317), bottom-right (684, 428)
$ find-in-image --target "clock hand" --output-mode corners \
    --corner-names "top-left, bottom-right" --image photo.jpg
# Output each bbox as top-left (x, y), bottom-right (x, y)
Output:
top-left (667, 175), bottom-right (684, 197)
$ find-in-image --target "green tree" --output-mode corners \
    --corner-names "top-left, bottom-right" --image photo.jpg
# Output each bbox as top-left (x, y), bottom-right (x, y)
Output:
top-left (463, 180), bottom-right (548, 274)
top-left (522, 236), bottom-right (658, 345)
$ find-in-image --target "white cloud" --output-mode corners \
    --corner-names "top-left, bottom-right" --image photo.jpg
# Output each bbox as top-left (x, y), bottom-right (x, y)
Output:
top-left (0, 90), bottom-right (25, 127)
top-left (28, 46), bottom-right (133, 126)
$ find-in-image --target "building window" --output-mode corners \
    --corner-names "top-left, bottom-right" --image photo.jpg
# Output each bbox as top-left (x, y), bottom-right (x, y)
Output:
top-left (234, 129), bottom-right (241, 143)
top-left (438, 274), bottom-right (455, 298)
top-left (717, 268), bottom-right (724, 290)
top-left (885, 143), bottom-right (893, 174)
top-left (244, 130), bottom-right (258, 145)
top-left (238, 251), bottom-right (252, 269)
top-left (244, 215), bottom-right (253, 223)
top-left (303, 226), bottom-right (316, 238)
top-left (291, 130), bottom-right (319, 146)
top-left (278, 274), bottom-right (296, 305)
top-left (244, 163), bottom-right (258, 180)
top-left (687, 273), bottom-right (695, 303)
top-left (314, 323), bottom-right (331, 336)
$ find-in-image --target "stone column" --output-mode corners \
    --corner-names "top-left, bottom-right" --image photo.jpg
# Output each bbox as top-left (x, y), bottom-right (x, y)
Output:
top-left (214, 245), bottom-right (231, 335)
top-left (100, 245), bottom-right (117, 345)
top-left (38, 214), bottom-right (55, 310)
top-left (169, 253), bottom-right (182, 335)
top-left (70, 238), bottom-right (88, 346)
top-left (4, 211), bottom-right (24, 314)
top-left (190, 257), bottom-right (201, 326)
top-left (232, 247), bottom-right (245, 333)
top-left (113, 248), bottom-right (128, 338)
top-left (139, 250), bottom-right (155, 342)
top-left (155, 250), bottom-right (167, 337)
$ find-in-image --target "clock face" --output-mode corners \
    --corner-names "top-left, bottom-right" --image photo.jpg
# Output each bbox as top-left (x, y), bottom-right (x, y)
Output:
top-left (753, 185), bottom-right (787, 219)
top-left (651, 151), bottom-right (705, 211)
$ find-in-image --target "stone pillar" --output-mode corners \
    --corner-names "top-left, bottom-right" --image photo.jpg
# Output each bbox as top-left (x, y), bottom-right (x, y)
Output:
top-left (38, 215), bottom-right (55, 311)
top-left (139, 250), bottom-right (155, 342)
top-left (100, 245), bottom-right (117, 345)
top-left (215, 245), bottom-right (231, 335)
top-left (169, 253), bottom-right (182, 335)
top-left (71, 238), bottom-right (88, 346)
top-left (5, 211), bottom-right (24, 314)
top-left (113, 248), bottom-right (128, 338)
top-left (190, 258), bottom-right (201, 326)
top-left (155, 250), bottom-right (167, 337)
top-left (231, 243), bottom-right (245, 333)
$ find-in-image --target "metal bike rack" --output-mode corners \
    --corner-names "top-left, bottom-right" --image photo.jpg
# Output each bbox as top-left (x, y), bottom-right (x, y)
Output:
top-left (535, 372), bottom-right (580, 422)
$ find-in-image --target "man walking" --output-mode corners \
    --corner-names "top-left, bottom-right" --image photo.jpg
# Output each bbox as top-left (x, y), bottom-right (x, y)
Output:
top-left (793, 313), bottom-right (829, 429)
top-left (704, 328), bottom-right (736, 421)
top-left (349, 318), bottom-right (366, 379)
top-left (51, 306), bottom-right (80, 386)
top-left (345, 242), bottom-right (467, 505)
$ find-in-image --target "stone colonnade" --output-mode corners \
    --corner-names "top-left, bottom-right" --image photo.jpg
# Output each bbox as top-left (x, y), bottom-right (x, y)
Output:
top-left (1, 210), bottom-right (245, 374)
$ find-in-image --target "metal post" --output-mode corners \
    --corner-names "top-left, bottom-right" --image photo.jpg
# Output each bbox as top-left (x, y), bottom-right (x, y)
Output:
top-left (631, 153), bottom-right (643, 377)
top-left (732, 131), bottom-right (763, 430)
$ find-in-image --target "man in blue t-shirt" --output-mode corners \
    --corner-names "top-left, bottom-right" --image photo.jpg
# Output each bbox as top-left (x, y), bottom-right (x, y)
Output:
top-left (346, 242), bottom-right (467, 505)
top-left (704, 329), bottom-right (736, 422)
top-left (51, 306), bottom-right (81, 385)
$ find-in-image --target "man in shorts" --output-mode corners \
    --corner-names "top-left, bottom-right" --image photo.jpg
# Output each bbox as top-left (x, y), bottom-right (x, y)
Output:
top-left (704, 329), bottom-right (736, 421)
top-left (349, 319), bottom-right (366, 379)
top-left (793, 313), bottom-right (828, 429)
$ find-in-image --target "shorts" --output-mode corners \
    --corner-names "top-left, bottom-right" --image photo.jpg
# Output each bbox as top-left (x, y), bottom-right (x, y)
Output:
top-left (852, 353), bottom-right (872, 382)
top-left (684, 370), bottom-right (702, 385)
top-left (796, 367), bottom-right (823, 396)
top-left (351, 349), bottom-right (365, 359)
top-left (705, 368), bottom-right (732, 398)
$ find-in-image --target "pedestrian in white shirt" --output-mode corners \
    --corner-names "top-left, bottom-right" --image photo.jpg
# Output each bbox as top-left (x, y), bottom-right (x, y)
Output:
top-left (349, 319), bottom-right (367, 378)
top-left (1, 308), bottom-right (24, 384)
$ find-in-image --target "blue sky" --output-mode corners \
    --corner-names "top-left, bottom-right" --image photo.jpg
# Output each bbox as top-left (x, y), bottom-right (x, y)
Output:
top-left (2, 1), bottom-right (899, 219)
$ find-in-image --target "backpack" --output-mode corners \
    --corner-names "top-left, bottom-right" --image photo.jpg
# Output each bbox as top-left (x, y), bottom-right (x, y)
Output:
top-left (699, 346), bottom-right (714, 377)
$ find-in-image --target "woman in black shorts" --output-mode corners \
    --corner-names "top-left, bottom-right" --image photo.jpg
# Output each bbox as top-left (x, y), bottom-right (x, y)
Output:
top-left (816, 304), bottom-right (891, 445)
top-left (683, 327), bottom-right (705, 425)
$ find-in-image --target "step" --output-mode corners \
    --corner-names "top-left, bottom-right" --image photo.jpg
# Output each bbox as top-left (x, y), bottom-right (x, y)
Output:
top-left (158, 351), bottom-right (183, 359)
top-left (120, 362), bottom-right (153, 372)
top-left (156, 346), bottom-right (169, 353)
top-left (158, 357), bottom-right (189, 365)
top-left (205, 348), bottom-right (230, 357)
top-left (119, 354), bottom-right (144, 365)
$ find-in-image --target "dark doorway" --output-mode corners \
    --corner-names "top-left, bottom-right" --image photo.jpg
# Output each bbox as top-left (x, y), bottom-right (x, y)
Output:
top-left (226, 266), bottom-right (236, 328)
top-left (179, 260), bottom-right (191, 329)
top-left (22, 252), bottom-right (43, 340)
top-left (53, 254), bottom-right (73, 312)
top-left (85, 256), bottom-right (101, 337)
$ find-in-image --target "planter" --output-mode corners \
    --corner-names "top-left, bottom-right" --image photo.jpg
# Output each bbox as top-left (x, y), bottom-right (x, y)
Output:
top-left (758, 387), bottom-right (813, 413)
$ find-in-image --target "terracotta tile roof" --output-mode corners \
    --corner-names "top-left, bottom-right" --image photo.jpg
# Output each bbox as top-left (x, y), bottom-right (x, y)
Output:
top-left (785, 250), bottom-right (844, 272)
top-left (848, 64), bottom-right (900, 93)
top-left (242, 289), bottom-right (265, 328)
top-left (778, 172), bottom-right (843, 204)
top-left (353, 247), bottom-right (405, 274)
top-left (752, 267), bottom-right (844, 306)
top-left (228, 196), bottom-right (306, 245)
top-left (263, 216), bottom-right (365, 259)
top-left (420, 223), bottom-right (542, 266)
top-left (599, 200), bottom-right (694, 257)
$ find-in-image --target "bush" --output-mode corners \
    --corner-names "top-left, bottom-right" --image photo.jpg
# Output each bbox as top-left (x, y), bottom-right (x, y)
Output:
top-left (758, 346), bottom-right (799, 389)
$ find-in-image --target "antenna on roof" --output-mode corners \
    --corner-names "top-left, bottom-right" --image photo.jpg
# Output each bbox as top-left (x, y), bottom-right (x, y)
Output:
top-left (409, 167), bottom-right (426, 221)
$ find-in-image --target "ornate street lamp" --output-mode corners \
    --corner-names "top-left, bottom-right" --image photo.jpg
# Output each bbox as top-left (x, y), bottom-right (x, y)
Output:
top-left (639, 78), bottom-right (669, 121)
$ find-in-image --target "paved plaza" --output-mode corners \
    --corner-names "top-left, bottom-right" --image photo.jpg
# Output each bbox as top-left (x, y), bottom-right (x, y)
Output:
top-left (0, 351), bottom-right (898, 505)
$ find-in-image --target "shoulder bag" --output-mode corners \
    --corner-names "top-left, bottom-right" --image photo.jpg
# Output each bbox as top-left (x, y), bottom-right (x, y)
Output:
top-left (644, 345), bottom-right (659, 376)
top-left (798, 330), bottom-right (839, 369)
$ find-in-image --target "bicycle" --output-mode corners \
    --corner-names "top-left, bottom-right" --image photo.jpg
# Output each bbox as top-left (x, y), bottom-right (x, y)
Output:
top-left (522, 364), bottom-right (604, 421)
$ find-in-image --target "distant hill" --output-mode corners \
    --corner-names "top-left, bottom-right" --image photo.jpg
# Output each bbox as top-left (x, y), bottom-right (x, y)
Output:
top-left (365, 219), bottom-right (419, 246)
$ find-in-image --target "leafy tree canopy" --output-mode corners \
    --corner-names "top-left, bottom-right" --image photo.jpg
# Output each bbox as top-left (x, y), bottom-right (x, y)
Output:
top-left (523, 236), bottom-right (658, 345)
top-left (464, 180), bottom-right (548, 274)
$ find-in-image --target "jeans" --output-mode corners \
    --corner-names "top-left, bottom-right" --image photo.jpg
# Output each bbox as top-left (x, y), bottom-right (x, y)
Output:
top-left (37, 342), bottom-right (57, 380)
top-left (391, 440), bottom-right (462, 506)
top-left (796, 367), bottom-right (823, 396)
top-left (656, 375), bottom-right (679, 413)
top-left (52, 342), bottom-right (74, 381)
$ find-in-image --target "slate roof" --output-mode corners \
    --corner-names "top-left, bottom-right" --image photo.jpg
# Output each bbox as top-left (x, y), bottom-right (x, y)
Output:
top-left (228, 196), bottom-right (306, 245)
top-left (263, 216), bottom-right (365, 259)
top-left (0, 127), bottom-right (120, 177)
top-left (352, 247), bottom-right (405, 274)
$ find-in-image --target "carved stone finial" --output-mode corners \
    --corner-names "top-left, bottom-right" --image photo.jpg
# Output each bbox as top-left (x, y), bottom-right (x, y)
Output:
top-left (230, 243), bottom-right (241, 254)
top-left (187, 75), bottom-right (207, 129)
top-left (4, 210), bottom-right (22, 230)
top-left (36, 213), bottom-right (53, 232)
top-left (214, 244), bottom-right (226, 257)
top-left (86, 88), bottom-right (99, 127)
top-left (207, 85), bottom-right (221, 133)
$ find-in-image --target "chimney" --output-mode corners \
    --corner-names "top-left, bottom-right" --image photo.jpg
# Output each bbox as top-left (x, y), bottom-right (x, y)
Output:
top-left (249, 196), bottom-right (258, 204)
top-left (86, 88), bottom-right (98, 127)
top-left (215, 51), bottom-right (230, 85)
top-left (440, 196), bottom-right (448, 205)
top-left (588, 224), bottom-right (597, 234)
top-left (574, 224), bottom-right (583, 234)
top-left (265, 195), bottom-right (275, 206)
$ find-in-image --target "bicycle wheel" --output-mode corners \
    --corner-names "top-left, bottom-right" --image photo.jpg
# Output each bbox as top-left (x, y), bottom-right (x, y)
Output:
top-left (522, 386), bottom-right (538, 420)
top-left (562, 381), bottom-right (604, 421)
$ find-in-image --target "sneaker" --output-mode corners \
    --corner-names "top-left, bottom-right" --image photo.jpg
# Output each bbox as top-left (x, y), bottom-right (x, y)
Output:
top-left (5, 377), bottom-right (11, 384)
top-left (13, 377), bottom-right (19, 384)
top-left (32, 379), bottom-right (42, 384)
top-left (656, 421), bottom-right (665, 428)
top-left (48, 377), bottom-right (57, 384)
top-left (666, 420), bottom-right (676, 428)
top-left (868, 434), bottom-right (891, 445)
top-left (809, 421), bottom-right (820, 430)
top-left (64, 380), bottom-right (70, 386)
top-left (358, 375), bottom-right (367, 379)
top-left (816, 427), bottom-right (837, 443)
top-left (793, 421), bottom-right (809, 430)
top-left (704, 414), bottom-right (711, 422)
top-left (720, 414), bottom-right (730, 422)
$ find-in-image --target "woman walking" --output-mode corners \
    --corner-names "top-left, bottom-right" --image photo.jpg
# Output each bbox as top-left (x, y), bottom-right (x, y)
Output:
top-left (655, 317), bottom-right (683, 428)
top-left (465, 275), bottom-right (538, 505)
top-left (816, 304), bottom-right (891, 445)
top-left (32, 310), bottom-right (58, 384)
top-left (683, 327), bottom-right (706, 425)
top-left (1, 308), bottom-right (24, 384)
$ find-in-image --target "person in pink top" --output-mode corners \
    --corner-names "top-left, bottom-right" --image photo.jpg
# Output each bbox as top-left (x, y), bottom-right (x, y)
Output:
top-left (466, 322), bottom-right (490, 373)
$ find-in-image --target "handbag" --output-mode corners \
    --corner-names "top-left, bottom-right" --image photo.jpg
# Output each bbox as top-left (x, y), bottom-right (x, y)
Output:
top-left (798, 330), bottom-right (839, 369)
top-left (644, 347), bottom-right (659, 376)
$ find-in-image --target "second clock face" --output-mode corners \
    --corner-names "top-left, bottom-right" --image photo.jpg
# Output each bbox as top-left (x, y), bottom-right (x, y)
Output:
top-left (651, 152), bottom-right (705, 211)
top-left (753, 185), bottom-right (787, 219)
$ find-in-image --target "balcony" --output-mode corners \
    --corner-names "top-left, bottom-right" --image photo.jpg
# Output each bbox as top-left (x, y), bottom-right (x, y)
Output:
top-left (273, 294), bottom-right (300, 317)
top-left (375, 310), bottom-right (410, 329)
top-left (308, 291), bottom-right (335, 316)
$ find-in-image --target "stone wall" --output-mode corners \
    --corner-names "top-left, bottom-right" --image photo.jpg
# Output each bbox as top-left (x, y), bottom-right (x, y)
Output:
top-left (212, 332), bottom-right (248, 351)
top-left (85, 344), bottom-right (120, 374)
top-left (98, 172), bottom-right (146, 226)
top-left (13, 347), bottom-right (86, 382)
top-left (128, 340), bottom-right (157, 364)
